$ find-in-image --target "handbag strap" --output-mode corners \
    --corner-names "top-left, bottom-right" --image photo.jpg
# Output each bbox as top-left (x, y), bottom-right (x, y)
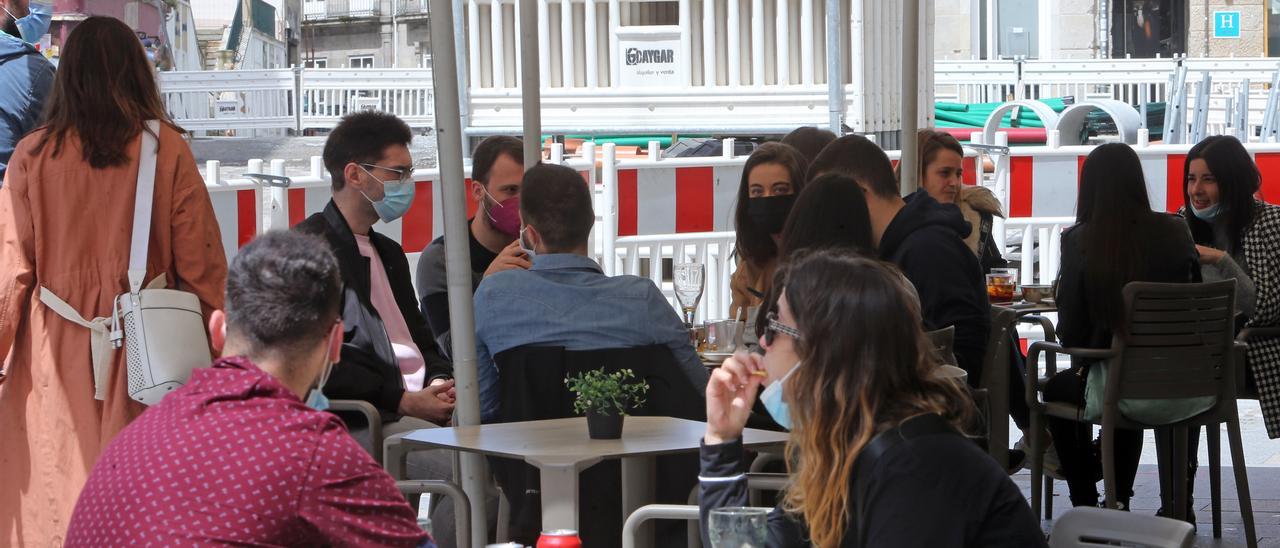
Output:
top-left (128, 120), bottom-right (160, 294)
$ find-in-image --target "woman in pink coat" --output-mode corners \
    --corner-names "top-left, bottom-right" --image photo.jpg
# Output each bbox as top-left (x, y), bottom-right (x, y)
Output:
top-left (0, 17), bottom-right (227, 545)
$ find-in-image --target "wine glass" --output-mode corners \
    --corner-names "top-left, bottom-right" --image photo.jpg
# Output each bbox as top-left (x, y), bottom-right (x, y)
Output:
top-left (673, 263), bottom-right (705, 326)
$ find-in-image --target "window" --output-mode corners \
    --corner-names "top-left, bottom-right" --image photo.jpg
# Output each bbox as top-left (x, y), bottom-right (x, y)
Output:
top-left (303, 58), bottom-right (327, 69)
top-left (349, 55), bottom-right (375, 68)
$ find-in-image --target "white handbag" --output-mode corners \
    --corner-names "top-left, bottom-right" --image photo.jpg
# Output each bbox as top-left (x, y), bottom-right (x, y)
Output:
top-left (40, 121), bottom-right (211, 405)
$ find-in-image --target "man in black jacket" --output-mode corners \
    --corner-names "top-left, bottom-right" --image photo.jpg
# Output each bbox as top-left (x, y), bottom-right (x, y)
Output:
top-left (809, 135), bottom-right (991, 384)
top-left (295, 111), bottom-right (454, 427)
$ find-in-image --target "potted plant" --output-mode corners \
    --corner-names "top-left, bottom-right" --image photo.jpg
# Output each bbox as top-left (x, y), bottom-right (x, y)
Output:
top-left (564, 368), bottom-right (649, 439)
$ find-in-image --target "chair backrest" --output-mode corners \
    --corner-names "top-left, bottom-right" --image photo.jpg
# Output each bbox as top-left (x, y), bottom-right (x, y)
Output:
top-left (493, 344), bottom-right (706, 424)
top-left (925, 325), bottom-right (957, 366)
top-left (1049, 507), bottom-right (1194, 548)
top-left (981, 305), bottom-right (1018, 390)
top-left (1111, 280), bottom-right (1236, 403)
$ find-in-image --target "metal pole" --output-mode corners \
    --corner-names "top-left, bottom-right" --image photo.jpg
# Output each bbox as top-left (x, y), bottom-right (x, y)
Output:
top-left (520, 0), bottom-right (543, 167)
top-left (453, 0), bottom-right (472, 159)
top-left (825, 0), bottom-right (843, 134)
top-left (427, 0), bottom-right (489, 543)
top-left (899, 0), bottom-right (920, 195)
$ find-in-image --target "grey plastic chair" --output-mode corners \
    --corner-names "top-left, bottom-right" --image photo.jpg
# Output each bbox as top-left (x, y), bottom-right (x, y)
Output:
top-left (397, 480), bottom-right (472, 548)
top-left (979, 305), bottom-right (1019, 471)
top-left (1049, 506), bottom-right (1194, 548)
top-left (925, 325), bottom-right (957, 366)
top-left (329, 399), bottom-right (383, 462)
top-left (1026, 280), bottom-right (1256, 548)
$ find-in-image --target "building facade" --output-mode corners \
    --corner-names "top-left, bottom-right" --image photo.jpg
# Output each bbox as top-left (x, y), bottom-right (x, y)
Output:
top-left (300, 0), bottom-right (431, 68)
top-left (935, 0), bottom-right (1279, 60)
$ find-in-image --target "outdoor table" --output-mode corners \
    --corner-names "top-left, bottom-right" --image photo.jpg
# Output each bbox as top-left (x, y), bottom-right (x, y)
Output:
top-left (400, 416), bottom-right (788, 537)
top-left (1004, 299), bottom-right (1057, 317)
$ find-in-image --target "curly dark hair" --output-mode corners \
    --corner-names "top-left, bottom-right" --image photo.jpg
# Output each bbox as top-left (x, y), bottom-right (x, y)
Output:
top-left (226, 231), bottom-right (342, 360)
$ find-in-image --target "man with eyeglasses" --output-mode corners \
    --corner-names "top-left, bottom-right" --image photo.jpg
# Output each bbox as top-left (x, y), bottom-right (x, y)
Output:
top-left (296, 111), bottom-right (455, 429)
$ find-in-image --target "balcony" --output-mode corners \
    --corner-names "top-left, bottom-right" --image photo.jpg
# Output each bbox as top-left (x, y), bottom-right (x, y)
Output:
top-left (303, 0), bottom-right (379, 21)
top-left (395, 0), bottom-right (428, 16)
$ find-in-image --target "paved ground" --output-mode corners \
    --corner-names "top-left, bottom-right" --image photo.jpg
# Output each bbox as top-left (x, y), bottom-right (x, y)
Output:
top-left (189, 134), bottom-right (439, 179)
top-left (1009, 400), bottom-right (1280, 547)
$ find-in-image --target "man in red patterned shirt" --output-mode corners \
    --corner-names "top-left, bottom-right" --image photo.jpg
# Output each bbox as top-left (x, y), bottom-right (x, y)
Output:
top-left (65, 231), bottom-right (432, 547)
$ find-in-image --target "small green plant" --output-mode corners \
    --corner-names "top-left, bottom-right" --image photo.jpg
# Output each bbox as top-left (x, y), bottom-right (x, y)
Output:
top-left (564, 368), bottom-right (649, 416)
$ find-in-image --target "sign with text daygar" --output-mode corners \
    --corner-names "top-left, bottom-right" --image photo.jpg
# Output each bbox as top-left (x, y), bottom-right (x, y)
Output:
top-left (617, 26), bottom-right (688, 88)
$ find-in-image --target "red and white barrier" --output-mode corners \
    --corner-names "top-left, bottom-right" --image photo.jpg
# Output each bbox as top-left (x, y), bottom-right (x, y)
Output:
top-left (204, 156), bottom-right (596, 261)
top-left (991, 130), bottom-right (1280, 219)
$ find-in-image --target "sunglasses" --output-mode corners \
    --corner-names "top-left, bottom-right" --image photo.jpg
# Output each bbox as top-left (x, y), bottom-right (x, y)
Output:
top-left (763, 311), bottom-right (802, 346)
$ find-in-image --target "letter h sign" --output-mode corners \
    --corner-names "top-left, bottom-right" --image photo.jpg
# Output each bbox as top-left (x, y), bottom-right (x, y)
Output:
top-left (1214, 11), bottom-right (1240, 39)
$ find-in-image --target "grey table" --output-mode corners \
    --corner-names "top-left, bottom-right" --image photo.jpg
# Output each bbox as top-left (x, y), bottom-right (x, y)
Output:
top-left (401, 416), bottom-right (788, 539)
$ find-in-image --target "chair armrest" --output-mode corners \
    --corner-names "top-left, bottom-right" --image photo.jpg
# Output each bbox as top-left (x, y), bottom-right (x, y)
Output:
top-left (1018, 315), bottom-right (1058, 343)
top-left (746, 473), bottom-right (788, 492)
top-left (329, 400), bottom-right (382, 462)
top-left (622, 504), bottom-right (701, 548)
top-left (1238, 326), bottom-right (1280, 342)
top-left (396, 480), bottom-right (471, 548)
top-left (1025, 341), bottom-right (1117, 409)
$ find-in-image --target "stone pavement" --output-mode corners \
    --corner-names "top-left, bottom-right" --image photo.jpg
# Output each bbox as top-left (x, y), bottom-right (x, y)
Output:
top-left (1010, 400), bottom-right (1280, 547)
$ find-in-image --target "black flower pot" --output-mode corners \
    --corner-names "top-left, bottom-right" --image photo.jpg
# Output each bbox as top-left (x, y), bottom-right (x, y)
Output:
top-left (586, 410), bottom-right (624, 439)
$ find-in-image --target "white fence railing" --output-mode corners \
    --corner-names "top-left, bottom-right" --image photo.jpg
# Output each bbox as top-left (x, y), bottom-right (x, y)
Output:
top-left (159, 68), bottom-right (435, 132)
top-left (162, 57), bottom-right (1280, 137)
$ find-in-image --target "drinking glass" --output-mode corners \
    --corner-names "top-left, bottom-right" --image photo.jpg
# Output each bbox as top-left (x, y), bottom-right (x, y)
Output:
top-left (674, 263), bottom-right (705, 326)
top-left (986, 268), bottom-right (1017, 303)
top-left (708, 507), bottom-right (768, 548)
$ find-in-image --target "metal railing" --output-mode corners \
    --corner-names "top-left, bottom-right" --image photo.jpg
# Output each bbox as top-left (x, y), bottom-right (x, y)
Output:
top-left (303, 0), bottom-right (380, 20)
top-left (395, 0), bottom-right (428, 15)
top-left (159, 68), bottom-right (434, 132)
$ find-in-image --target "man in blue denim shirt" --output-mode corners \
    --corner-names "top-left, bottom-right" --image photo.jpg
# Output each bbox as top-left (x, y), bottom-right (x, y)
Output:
top-left (473, 163), bottom-right (708, 423)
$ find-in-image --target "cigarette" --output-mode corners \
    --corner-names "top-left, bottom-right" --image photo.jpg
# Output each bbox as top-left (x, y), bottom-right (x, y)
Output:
top-left (750, 370), bottom-right (767, 377)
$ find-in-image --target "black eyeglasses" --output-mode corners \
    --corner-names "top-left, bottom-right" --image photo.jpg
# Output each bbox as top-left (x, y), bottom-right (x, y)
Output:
top-left (764, 311), bottom-right (802, 346)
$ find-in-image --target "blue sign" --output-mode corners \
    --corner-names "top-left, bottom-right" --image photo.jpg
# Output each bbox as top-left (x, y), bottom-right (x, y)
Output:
top-left (1214, 11), bottom-right (1241, 39)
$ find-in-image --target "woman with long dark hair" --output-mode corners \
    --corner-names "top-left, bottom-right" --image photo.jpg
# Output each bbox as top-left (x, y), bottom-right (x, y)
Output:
top-left (1047, 143), bottom-right (1200, 509)
top-left (700, 251), bottom-right (1044, 547)
top-left (0, 17), bottom-right (227, 542)
top-left (776, 173), bottom-right (875, 259)
top-left (1182, 136), bottom-right (1280, 437)
top-left (729, 142), bottom-right (807, 319)
top-left (780, 126), bottom-right (836, 172)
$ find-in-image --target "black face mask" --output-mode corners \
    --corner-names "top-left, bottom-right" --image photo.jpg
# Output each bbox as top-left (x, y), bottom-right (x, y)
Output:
top-left (747, 194), bottom-right (797, 235)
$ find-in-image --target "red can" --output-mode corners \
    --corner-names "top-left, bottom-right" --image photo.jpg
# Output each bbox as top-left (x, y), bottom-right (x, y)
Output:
top-left (536, 529), bottom-right (582, 548)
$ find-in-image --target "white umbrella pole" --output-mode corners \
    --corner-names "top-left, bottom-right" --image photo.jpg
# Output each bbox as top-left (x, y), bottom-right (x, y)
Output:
top-left (520, 0), bottom-right (543, 167)
top-left (428, 0), bottom-right (489, 544)
top-left (899, 0), bottom-right (920, 195)
top-left (825, 0), bottom-right (844, 135)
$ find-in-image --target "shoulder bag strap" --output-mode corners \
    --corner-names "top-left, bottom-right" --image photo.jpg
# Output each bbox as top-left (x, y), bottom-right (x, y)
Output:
top-left (127, 120), bottom-right (160, 294)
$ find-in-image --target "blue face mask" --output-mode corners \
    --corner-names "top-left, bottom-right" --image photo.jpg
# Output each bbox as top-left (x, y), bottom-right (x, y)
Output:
top-left (359, 165), bottom-right (415, 223)
top-left (306, 334), bottom-right (337, 411)
top-left (3, 1), bottom-right (51, 44)
top-left (1192, 202), bottom-right (1222, 222)
top-left (759, 362), bottom-right (800, 430)
top-left (306, 388), bottom-right (330, 411)
top-left (519, 226), bottom-right (537, 259)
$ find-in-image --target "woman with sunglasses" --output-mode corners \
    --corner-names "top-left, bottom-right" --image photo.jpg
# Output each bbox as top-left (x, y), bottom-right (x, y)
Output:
top-left (699, 251), bottom-right (1045, 547)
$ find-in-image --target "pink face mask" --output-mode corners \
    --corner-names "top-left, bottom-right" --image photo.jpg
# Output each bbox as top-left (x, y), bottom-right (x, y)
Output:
top-left (483, 189), bottom-right (522, 237)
